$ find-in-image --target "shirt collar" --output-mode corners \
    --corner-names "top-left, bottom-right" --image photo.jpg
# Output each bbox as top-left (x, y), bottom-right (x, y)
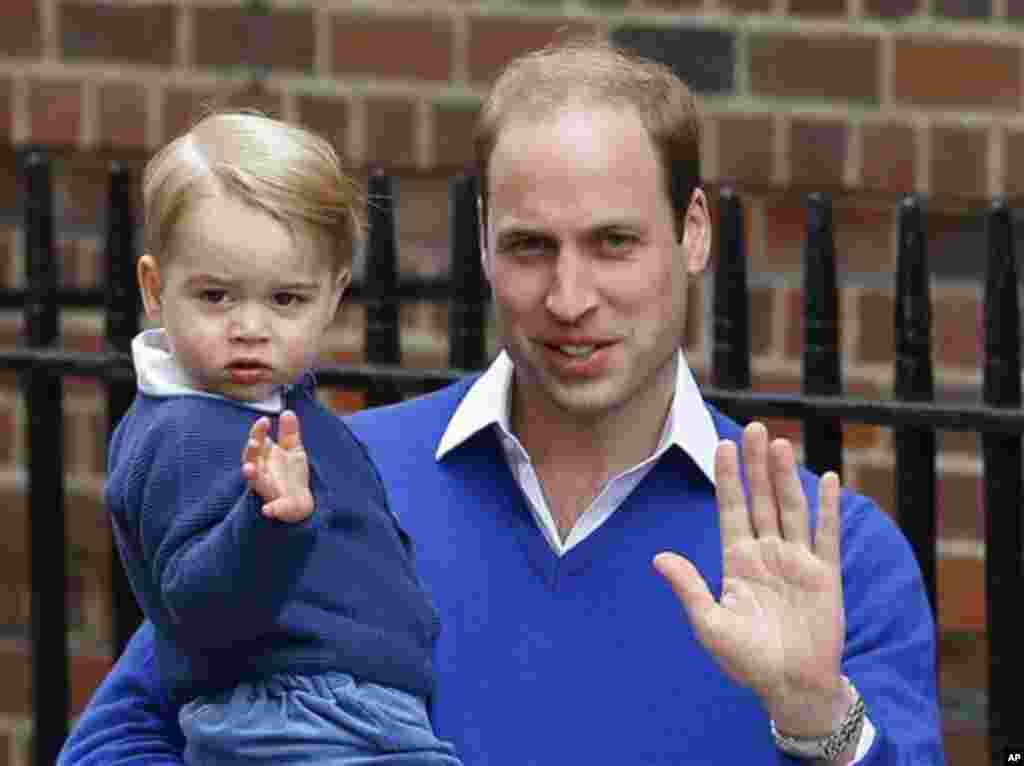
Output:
top-left (435, 349), bottom-right (717, 484)
top-left (131, 328), bottom-right (284, 414)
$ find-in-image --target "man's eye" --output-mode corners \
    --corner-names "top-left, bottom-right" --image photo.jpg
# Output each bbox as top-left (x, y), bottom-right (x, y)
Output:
top-left (501, 237), bottom-right (549, 257)
top-left (602, 232), bottom-right (636, 253)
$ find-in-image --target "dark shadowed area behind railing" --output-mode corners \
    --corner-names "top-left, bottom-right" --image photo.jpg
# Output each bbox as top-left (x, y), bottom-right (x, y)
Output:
top-left (3, 151), bottom-right (1020, 765)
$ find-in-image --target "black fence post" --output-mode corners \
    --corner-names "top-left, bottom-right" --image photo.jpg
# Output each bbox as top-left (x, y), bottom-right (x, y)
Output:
top-left (711, 188), bottom-right (750, 399)
top-left (892, 195), bottom-right (937, 616)
top-left (802, 193), bottom-right (843, 477)
top-left (103, 162), bottom-right (143, 656)
top-left (981, 197), bottom-right (1022, 760)
top-left (364, 169), bottom-right (401, 406)
top-left (448, 174), bottom-right (487, 371)
top-left (21, 150), bottom-right (69, 766)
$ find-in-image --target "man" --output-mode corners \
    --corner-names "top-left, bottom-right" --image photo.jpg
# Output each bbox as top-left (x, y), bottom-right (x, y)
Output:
top-left (59, 39), bottom-right (942, 764)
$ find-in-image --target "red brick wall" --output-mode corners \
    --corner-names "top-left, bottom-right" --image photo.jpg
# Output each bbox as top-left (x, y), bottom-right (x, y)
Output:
top-left (1, 0), bottom-right (1009, 761)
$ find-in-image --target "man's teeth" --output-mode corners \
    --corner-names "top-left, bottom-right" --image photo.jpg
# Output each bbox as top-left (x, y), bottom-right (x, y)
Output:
top-left (559, 345), bottom-right (596, 357)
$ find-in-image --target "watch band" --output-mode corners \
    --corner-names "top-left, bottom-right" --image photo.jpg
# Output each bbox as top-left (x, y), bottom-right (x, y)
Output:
top-left (770, 677), bottom-right (866, 762)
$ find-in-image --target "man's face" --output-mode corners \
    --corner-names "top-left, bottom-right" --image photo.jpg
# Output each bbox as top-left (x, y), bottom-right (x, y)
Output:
top-left (482, 104), bottom-right (710, 424)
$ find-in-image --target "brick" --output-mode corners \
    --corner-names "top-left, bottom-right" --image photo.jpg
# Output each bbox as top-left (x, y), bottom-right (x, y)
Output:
top-left (939, 630), bottom-right (986, 697)
top-left (60, 2), bottom-right (175, 67)
top-left (936, 0), bottom-right (991, 18)
top-left (193, 6), bottom-right (314, 74)
top-left (938, 471), bottom-right (983, 539)
top-left (0, 0), bottom-right (41, 58)
top-left (855, 291), bottom-right (895, 365)
top-left (296, 95), bottom-right (350, 162)
top-left (930, 125), bottom-right (988, 200)
top-left (364, 97), bottom-right (416, 170)
top-left (789, 0), bottom-right (846, 15)
top-left (925, 209), bottom-right (987, 280)
top-left (932, 291), bottom-right (982, 369)
top-left (861, 122), bottom-right (916, 196)
top-left (30, 81), bottom-right (82, 147)
top-left (54, 152), bottom-right (110, 228)
top-left (788, 119), bottom-right (847, 190)
top-left (163, 85), bottom-right (282, 144)
top-left (466, 17), bottom-right (597, 86)
top-left (635, 0), bottom-right (701, 10)
top-left (0, 77), bottom-right (10, 144)
top-left (332, 15), bottom-right (453, 82)
top-left (0, 645), bottom-right (113, 718)
top-left (0, 149), bottom-right (18, 215)
top-left (395, 177), bottom-right (452, 254)
top-left (939, 430), bottom-right (980, 457)
top-left (719, 0), bottom-right (773, 9)
top-left (892, 40), bottom-right (1020, 111)
top-left (434, 102), bottom-right (480, 171)
top-left (749, 34), bottom-right (879, 105)
top-left (611, 26), bottom-right (735, 95)
top-left (97, 82), bottom-right (148, 150)
top-left (748, 285), bottom-right (774, 356)
top-left (864, 0), bottom-right (919, 15)
top-left (716, 114), bottom-right (774, 186)
top-left (1002, 128), bottom-right (1024, 202)
top-left (760, 197), bottom-right (894, 275)
top-left (937, 556), bottom-right (985, 630)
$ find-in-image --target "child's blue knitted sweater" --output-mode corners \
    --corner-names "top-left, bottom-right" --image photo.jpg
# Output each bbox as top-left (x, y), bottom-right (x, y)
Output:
top-left (105, 376), bottom-right (440, 704)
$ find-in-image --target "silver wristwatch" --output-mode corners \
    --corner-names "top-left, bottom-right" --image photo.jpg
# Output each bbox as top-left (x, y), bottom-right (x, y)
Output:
top-left (770, 677), bottom-right (866, 762)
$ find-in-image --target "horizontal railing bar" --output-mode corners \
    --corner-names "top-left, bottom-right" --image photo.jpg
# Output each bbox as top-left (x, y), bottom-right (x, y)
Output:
top-left (0, 278), bottom-right (483, 309)
top-left (3, 348), bottom-right (1024, 434)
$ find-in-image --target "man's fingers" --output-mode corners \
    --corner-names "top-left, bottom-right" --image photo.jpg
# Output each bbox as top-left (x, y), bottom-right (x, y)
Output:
top-left (743, 423), bottom-right (781, 540)
top-left (715, 439), bottom-right (754, 550)
top-left (653, 552), bottom-right (716, 618)
top-left (277, 410), bottom-right (303, 451)
top-left (771, 438), bottom-right (810, 547)
top-left (815, 471), bottom-right (841, 565)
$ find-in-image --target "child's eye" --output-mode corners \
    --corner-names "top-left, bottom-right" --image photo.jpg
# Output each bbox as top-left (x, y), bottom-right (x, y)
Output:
top-left (273, 292), bottom-right (306, 307)
top-left (199, 289), bottom-right (227, 304)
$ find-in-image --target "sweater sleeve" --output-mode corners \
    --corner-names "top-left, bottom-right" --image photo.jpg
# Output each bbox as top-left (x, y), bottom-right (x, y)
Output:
top-left (815, 492), bottom-right (944, 766)
top-left (57, 622), bottom-right (186, 765)
top-left (127, 407), bottom-right (320, 650)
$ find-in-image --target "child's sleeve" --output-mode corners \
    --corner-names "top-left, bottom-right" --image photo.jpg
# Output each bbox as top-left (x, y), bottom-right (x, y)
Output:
top-left (129, 411), bottom-right (320, 650)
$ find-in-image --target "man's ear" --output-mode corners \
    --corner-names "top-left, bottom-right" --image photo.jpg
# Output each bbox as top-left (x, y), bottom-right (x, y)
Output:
top-left (137, 254), bottom-right (164, 321)
top-left (478, 195), bottom-right (493, 283)
top-left (681, 188), bottom-right (712, 276)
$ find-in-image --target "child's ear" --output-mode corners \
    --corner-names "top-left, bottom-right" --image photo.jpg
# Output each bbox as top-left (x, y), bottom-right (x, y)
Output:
top-left (137, 255), bottom-right (164, 321)
top-left (330, 268), bottom-right (352, 316)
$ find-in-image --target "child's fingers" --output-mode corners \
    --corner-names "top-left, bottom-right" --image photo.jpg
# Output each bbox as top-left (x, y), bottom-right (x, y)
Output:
top-left (277, 410), bottom-right (303, 451)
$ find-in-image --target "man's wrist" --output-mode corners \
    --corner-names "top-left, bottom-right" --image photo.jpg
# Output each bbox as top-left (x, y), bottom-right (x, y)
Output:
top-left (767, 675), bottom-right (857, 738)
top-left (770, 676), bottom-right (866, 763)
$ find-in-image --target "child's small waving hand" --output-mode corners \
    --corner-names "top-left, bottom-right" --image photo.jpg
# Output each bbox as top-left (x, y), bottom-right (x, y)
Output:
top-left (241, 410), bottom-right (315, 523)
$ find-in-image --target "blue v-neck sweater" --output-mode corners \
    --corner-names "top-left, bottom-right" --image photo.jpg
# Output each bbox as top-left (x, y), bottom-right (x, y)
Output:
top-left (60, 376), bottom-right (942, 765)
top-left (341, 378), bottom-right (941, 765)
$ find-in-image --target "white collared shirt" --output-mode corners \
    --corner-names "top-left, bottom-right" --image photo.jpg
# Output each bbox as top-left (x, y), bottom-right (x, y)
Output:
top-left (434, 348), bottom-right (876, 759)
top-left (132, 328), bottom-right (284, 414)
top-left (436, 349), bottom-right (716, 555)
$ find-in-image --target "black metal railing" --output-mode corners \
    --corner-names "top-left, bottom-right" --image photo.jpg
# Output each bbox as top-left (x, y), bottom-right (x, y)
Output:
top-left (3, 151), bottom-right (1021, 764)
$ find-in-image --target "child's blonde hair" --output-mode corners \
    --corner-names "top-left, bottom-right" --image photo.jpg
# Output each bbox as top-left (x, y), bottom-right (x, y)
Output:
top-left (143, 111), bottom-right (361, 275)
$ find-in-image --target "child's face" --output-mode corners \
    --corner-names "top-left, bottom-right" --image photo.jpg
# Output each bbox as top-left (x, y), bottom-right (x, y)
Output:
top-left (138, 194), bottom-right (349, 402)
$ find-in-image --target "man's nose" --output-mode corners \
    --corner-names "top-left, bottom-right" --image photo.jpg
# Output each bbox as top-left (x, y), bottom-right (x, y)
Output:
top-left (544, 248), bottom-right (598, 321)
